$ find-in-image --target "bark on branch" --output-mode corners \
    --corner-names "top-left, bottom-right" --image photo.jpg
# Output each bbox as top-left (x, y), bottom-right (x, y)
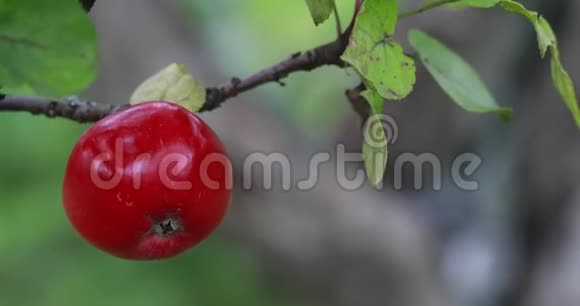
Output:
top-left (0, 30), bottom-right (350, 123)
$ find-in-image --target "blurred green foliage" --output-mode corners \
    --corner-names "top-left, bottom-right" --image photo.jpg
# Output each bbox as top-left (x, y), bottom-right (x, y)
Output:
top-left (0, 0), bottom-right (97, 97)
top-left (183, 0), bottom-right (359, 138)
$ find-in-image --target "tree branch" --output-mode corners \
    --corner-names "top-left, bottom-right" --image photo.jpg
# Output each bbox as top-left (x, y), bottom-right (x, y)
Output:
top-left (0, 95), bottom-right (127, 122)
top-left (398, 0), bottom-right (459, 19)
top-left (0, 0), bottom-right (464, 123)
top-left (0, 1), bottom-right (358, 123)
top-left (0, 32), bottom-right (351, 122)
top-left (201, 33), bottom-right (348, 112)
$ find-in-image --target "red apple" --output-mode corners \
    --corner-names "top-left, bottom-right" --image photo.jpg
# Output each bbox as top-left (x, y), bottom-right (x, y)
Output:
top-left (63, 101), bottom-right (231, 260)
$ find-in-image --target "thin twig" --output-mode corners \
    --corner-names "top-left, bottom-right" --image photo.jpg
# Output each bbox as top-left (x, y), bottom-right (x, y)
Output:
top-left (201, 32), bottom-right (350, 111)
top-left (398, 0), bottom-right (460, 19)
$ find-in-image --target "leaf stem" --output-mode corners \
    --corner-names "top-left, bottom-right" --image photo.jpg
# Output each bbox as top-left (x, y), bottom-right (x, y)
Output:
top-left (398, 0), bottom-right (460, 19)
top-left (333, 2), bottom-right (343, 38)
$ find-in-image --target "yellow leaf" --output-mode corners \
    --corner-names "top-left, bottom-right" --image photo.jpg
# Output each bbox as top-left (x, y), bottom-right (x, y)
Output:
top-left (130, 63), bottom-right (206, 112)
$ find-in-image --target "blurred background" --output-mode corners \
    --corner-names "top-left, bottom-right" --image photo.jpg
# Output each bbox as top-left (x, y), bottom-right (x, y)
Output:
top-left (0, 0), bottom-right (579, 305)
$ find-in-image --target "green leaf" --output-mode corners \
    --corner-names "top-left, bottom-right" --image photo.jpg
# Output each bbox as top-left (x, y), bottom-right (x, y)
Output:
top-left (550, 48), bottom-right (580, 126)
top-left (408, 29), bottom-right (512, 120)
top-left (130, 63), bottom-right (206, 112)
top-left (498, 0), bottom-right (579, 126)
top-left (361, 90), bottom-right (388, 188)
top-left (0, 0), bottom-right (97, 97)
top-left (499, 0), bottom-right (555, 57)
top-left (341, 0), bottom-right (416, 100)
top-left (534, 17), bottom-right (557, 58)
top-left (304, 0), bottom-right (335, 26)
